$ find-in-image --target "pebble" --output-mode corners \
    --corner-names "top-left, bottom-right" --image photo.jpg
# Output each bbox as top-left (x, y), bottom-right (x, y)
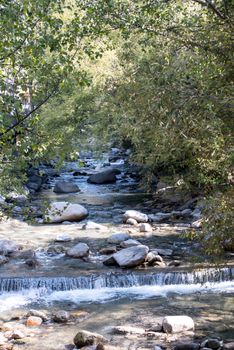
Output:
top-left (26, 316), bottom-right (43, 327)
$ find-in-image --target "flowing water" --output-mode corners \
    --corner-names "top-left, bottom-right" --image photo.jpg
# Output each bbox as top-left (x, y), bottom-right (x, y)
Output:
top-left (0, 157), bottom-right (234, 349)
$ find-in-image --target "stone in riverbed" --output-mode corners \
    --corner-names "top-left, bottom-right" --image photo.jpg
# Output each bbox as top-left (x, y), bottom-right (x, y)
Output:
top-left (139, 223), bottom-right (152, 232)
top-left (26, 310), bottom-right (49, 322)
top-left (87, 169), bottom-right (119, 184)
top-left (123, 210), bottom-right (148, 223)
top-left (44, 202), bottom-right (88, 223)
top-left (174, 343), bottom-right (200, 350)
top-left (146, 252), bottom-right (164, 265)
top-left (66, 243), bottom-right (89, 258)
top-left (47, 244), bottom-right (66, 255)
top-left (10, 330), bottom-right (26, 340)
top-left (126, 218), bottom-right (138, 226)
top-left (107, 233), bottom-right (130, 244)
top-left (110, 326), bottom-right (145, 335)
top-left (224, 342), bottom-right (234, 350)
top-left (55, 234), bottom-right (71, 242)
top-left (120, 239), bottom-right (141, 248)
top-left (52, 310), bottom-right (70, 323)
top-left (73, 330), bottom-right (106, 348)
top-left (102, 256), bottom-right (117, 266)
top-left (82, 221), bottom-right (108, 232)
top-left (168, 260), bottom-right (181, 267)
top-left (26, 316), bottom-right (43, 327)
top-left (162, 316), bottom-right (194, 333)
top-left (0, 255), bottom-right (9, 265)
top-left (53, 181), bottom-right (80, 193)
top-left (201, 339), bottom-right (223, 350)
top-left (112, 245), bottom-right (149, 268)
top-left (0, 240), bottom-right (21, 256)
top-left (99, 247), bottom-right (117, 255)
top-left (155, 248), bottom-right (173, 256)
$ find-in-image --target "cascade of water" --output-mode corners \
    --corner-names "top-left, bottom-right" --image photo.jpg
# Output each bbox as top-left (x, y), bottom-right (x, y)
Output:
top-left (0, 267), bottom-right (233, 293)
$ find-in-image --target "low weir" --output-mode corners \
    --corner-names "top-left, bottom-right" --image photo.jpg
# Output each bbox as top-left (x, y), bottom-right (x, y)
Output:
top-left (1, 267), bottom-right (233, 293)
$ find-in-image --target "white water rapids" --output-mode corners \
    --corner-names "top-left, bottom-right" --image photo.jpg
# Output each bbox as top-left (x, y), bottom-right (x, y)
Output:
top-left (0, 268), bottom-right (234, 313)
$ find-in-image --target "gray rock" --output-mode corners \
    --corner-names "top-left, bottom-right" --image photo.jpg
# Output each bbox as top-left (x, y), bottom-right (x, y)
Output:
top-left (191, 219), bottom-right (202, 228)
top-left (27, 175), bottom-right (42, 191)
top-left (123, 210), bottom-right (148, 223)
top-left (120, 239), bottom-right (141, 248)
top-left (99, 246), bottom-right (117, 255)
top-left (224, 342), bottom-right (234, 350)
top-left (103, 256), bottom-right (117, 266)
top-left (174, 343), bottom-right (200, 350)
top-left (55, 234), bottom-right (71, 242)
top-left (111, 326), bottom-right (145, 335)
top-left (201, 339), bottom-right (223, 350)
top-left (66, 243), bottom-right (89, 258)
top-left (126, 218), bottom-right (138, 226)
top-left (139, 223), bottom-right (152, 232)
top-left (146, 320), bottom-right (163, 332)
top-left (26, 309), bottom-right (49, 322)
top-left (73, 330), bottom-right (106, 348)
top-left (47, 244), bottom-right (66, 255)
top-left (88, 169), bottom-right (119, 184)
top-left (168, 260), bottom-right (181, 267)
top-left (112, 245), bottom-right (149, 268)
top-left (162, 316), bottom-right (194, 333)
top-left (0, 255), bottom-right (9, 265)
top-left (192, 208), bottom-right (202, 219)
top-left (149, 213), bottom-right (171, 222)
top-left (44, 202), bottom-right (88, 223)
top-left (25, 257), bottom-right (39, 268)
top-left (5, 192), bottom-right (28, 204)
top-left (146, 252), bottom-right (164, 265)
top-left (82, 221), bottom-right (108, 232)
top-left (0, 239), bottom-right (21, 256)
top-left (53, 181), bottom-right (80, 193)
top-left (52, 310), bottom-right (70, 323)
top-left (107, 233), bottom-right (130, 244)
top-left (155, 248), bottom-right (173, 256)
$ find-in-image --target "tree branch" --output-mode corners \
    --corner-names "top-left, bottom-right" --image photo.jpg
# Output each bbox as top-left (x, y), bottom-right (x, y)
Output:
top-left (192, 0), bottom-right (228, 20)
top-left (0, 85), bottom-right (59, 139)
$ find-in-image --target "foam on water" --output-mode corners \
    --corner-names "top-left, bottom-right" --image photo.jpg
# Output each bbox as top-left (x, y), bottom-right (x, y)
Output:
top-left (0, 280), bottom-right (234, 313)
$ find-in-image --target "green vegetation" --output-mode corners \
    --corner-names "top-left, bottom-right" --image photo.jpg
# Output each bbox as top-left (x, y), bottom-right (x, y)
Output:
top-left (0, 0), bottom-right (233, 253)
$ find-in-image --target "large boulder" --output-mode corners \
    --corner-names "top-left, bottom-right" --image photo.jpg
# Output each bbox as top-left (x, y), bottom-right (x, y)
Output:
top-left (87, 169), bottom-right (120, 184)
top-left (53, 181), bottom-right (80, 193)
top-left (162, 316), bottom-right (194, 333)
top-left (123, 210), bottom-right (148, 223)
top-left (73, 330), bottom-right (106, 348)
top-left (0, 239), bottom-right (21, 256)
top-left (112, 245), bottom-right (149, 267)
top-left (44, 202), bottom-right (88, 223)
top-left (66, 243), bottom-right (89, 258)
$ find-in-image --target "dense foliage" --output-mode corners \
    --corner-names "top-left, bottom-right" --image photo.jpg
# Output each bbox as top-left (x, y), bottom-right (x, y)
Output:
top-left (0, 0), bottom-right (233, 253)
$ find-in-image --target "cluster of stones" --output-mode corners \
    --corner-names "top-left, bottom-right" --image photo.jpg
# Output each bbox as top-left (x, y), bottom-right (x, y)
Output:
top-left (1, 311), bottom-right (234, 350)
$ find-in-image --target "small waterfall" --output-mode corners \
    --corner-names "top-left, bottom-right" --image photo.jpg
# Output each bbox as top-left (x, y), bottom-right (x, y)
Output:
top-left (0, 267), bottom-right (233, 293)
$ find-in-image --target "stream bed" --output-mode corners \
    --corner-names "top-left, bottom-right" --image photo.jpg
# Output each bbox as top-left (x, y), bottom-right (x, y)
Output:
top-left (0, 154), bottom-right (234, 349)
